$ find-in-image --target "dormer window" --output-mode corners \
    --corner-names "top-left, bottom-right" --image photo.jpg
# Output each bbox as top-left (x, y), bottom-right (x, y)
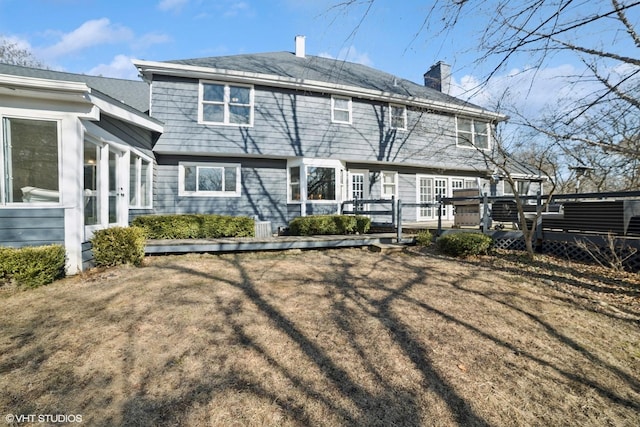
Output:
top-left (199, 81), bottom-right (254, 126)
top-left (456, 117), bottom-right (490, 149)
top-left (390, 104), bottom-right (406, 130)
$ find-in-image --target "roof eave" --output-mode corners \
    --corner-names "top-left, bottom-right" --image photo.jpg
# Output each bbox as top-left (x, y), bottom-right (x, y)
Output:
top-left (133, 59), bottom-right (508, 122)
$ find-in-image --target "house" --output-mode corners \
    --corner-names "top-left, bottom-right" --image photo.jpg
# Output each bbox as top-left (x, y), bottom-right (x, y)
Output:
top-left (0, 63), bottom-right (162, 273)
top-left (134, 36), bottom-right (521, 226)
top-left (0, 36), bottom-right (544, 273)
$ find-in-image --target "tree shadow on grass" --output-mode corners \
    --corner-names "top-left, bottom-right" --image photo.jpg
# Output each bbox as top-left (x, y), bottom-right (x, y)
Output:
top-left (115, 252), bottom-right (492, 426)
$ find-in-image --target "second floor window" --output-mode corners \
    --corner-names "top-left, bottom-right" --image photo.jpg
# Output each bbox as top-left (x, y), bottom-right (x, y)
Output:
top-left (200, 82), bottom-right (253, 126)
top-left (390, 104), bottom-right (407, 130)
top-left (457, 117), bottom-right (489, 149)
top-left (331, 96), bottom-right (352, 124)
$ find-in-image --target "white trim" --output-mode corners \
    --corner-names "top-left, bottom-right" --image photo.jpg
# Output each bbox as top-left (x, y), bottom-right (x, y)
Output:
top-left (178, 161), bottom-right (242, 197)
top-left (87, 93), bottom-right (163, 133)
top-left (134, 59), bottom-right (508, 122)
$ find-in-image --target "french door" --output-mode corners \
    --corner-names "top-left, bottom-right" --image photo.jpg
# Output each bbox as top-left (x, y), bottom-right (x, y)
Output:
top-left (348, 170), bottom-right (369, 213)
top-left (417, 176), bottom-right (450, 220)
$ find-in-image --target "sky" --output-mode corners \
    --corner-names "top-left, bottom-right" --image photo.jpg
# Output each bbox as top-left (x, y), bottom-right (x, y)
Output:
top-left (0, 0), bottom-right (637, 117)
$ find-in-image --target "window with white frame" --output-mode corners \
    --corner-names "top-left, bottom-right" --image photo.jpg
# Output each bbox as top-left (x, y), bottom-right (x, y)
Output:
top-left (287, 159), bottom-right (344, 202)
top-left (2, 117), bottom-right (60, 204)
top-left (504, 179), bottom-right (530, 196)
top-left (331, 96), bottom-right (352, 124)
top-left (390, 104), bottom-right (407, 130)
top-left (129, 154), bottom-right (152, 208)
top-left (457, 117), bottom-right (489, 149)
top-left (179, 162), bottom-right (241, 197)
top-left (381, 171), bottom-right (397, 199)
top-left (200, 81), bottom-right (253, 126)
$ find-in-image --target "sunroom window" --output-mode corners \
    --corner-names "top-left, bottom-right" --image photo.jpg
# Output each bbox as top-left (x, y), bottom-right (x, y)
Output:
top-left (179, 162), bottom-right (241, 197)
top-left (129, 154), bottom-right (152, 208)
top-left (2, 117), bottom-right (59, 204)
top-left (200, 82), bottom-right (253, 126)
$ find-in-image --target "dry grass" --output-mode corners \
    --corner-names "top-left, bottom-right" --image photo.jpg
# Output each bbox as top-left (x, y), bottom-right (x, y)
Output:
top-left (1, 247), bottom-right (639, 426)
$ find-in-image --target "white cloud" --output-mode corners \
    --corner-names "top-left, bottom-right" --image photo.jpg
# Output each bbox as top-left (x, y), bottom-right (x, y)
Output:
top-left (318, 46), bottom-right (373, 67)
top-left (39, 18), bottom-right (133, 60)
top-left (132, 32), bottom-right (172, 50)
top-left (450, 64), bottom-right (598, 116)
top-left (0, 35), bottom-right (33, 51)
top-left (87, 54), bottom-right (139, 79)
top-left (222, 1), bottom-right (253, 18)
top-left (158, 0), bottom-right (189, 12)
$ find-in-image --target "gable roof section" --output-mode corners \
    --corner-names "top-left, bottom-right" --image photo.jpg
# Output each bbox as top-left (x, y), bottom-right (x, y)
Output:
top-left (0, 63), bottom-right (149, 113)
top-left (135, 52), bottom-right (507, 122)
top-left (0, 63), bottom-right (162, 132)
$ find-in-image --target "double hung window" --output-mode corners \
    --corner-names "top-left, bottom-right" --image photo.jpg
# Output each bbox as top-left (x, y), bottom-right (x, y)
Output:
top-left (200, 82), bottom-right (253, 126)
top-left (331, 96), bottom-right (352, 124)
top-left (457, 117), bottom-right (490, 149)
top-left (390, 104), bottom-right (407, 130)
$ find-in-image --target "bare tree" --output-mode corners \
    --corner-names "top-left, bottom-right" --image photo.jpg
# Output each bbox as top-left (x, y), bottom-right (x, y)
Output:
top-left (0, 37), bottom-right (47, 68)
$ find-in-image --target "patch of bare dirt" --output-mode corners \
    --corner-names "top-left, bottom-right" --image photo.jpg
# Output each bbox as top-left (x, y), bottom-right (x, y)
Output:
top-left (0, 247), bottom-right (638, 426)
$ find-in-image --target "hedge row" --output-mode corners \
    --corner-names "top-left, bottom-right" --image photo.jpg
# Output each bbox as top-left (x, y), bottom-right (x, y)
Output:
top-left (132, 214), bottom-right (255, 239)
top-left (289, 215), bottom-right (371, 236)
top-left (0, 245), bottom-right (66, 288)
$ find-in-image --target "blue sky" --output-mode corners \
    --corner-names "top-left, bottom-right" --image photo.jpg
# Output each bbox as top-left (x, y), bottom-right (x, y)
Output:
top-left (0, 0), bottom-right (637, 115)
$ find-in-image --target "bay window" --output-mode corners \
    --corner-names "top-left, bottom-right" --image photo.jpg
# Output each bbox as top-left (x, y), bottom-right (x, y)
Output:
top-left (287, 159), bottom-right (345, 203)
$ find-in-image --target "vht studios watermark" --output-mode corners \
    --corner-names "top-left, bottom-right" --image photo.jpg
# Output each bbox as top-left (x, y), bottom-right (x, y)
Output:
top-left (5, 414), bottom-right (83, 424)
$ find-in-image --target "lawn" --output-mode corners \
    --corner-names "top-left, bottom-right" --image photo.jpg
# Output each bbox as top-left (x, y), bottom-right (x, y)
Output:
top-left (1, 247), bottom-right (639, 426)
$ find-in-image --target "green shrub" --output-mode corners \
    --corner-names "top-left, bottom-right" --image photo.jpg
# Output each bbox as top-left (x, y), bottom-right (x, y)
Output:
top-left (90, 226), bottom-right (146, 267)
top-left (131, 214), bottom-right (254, 239)
top-left (437, 232), bottom-right (492, 257)
top-left (415, 229), bottom-right (433, 246)
top-left (0, 245), bottom-right (66, 288)
top-left (289, 215), bottom-right (371, 236)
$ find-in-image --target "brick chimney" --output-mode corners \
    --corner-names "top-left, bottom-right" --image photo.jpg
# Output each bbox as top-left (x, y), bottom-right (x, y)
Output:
top-left (424, 61), bottom-right (451, 94)
top-left (295, 35), bottom-right (306, 58)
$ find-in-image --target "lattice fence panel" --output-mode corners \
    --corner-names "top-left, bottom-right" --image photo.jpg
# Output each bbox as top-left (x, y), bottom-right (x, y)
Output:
top-left (492, 237), bottom-right (526, 251)
top-left (491, 233), bottom-right (640, 271)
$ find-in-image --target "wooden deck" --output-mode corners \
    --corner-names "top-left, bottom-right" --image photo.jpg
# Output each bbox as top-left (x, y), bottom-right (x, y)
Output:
top-left (145, 233), bottom-right (398, 254)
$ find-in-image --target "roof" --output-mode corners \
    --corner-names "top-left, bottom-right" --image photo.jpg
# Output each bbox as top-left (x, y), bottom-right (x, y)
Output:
top-left (0, 63), bottom-right (149, 113)
top-left (163, 51), bottom-right (484, 113)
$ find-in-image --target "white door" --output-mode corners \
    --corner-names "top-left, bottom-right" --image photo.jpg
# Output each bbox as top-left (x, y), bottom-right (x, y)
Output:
top-left (349, 170), bottom-right (369, 213)
top-left (418, 176), bottom-right (434, 220)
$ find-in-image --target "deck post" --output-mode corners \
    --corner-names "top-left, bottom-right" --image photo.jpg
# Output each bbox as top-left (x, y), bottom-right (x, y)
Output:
top-left (397, 199), bottom-right (403, 242)
top-left (482, 193), bottom-right (490, 233)
top-left (391, 195), bottom-right (396, 229)
top-left (437, 195), bottom-right (442, 236)
top-left (535, 191), bottom-right (543, 243)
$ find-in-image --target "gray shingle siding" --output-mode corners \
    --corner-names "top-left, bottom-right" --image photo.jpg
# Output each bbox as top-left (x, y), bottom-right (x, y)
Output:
top-left (153, 155), bottom-right (290, 231)
top-left (0, 208), bottom-right (64, 247)
top-left (151, 76), bottom-right (492, 173)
